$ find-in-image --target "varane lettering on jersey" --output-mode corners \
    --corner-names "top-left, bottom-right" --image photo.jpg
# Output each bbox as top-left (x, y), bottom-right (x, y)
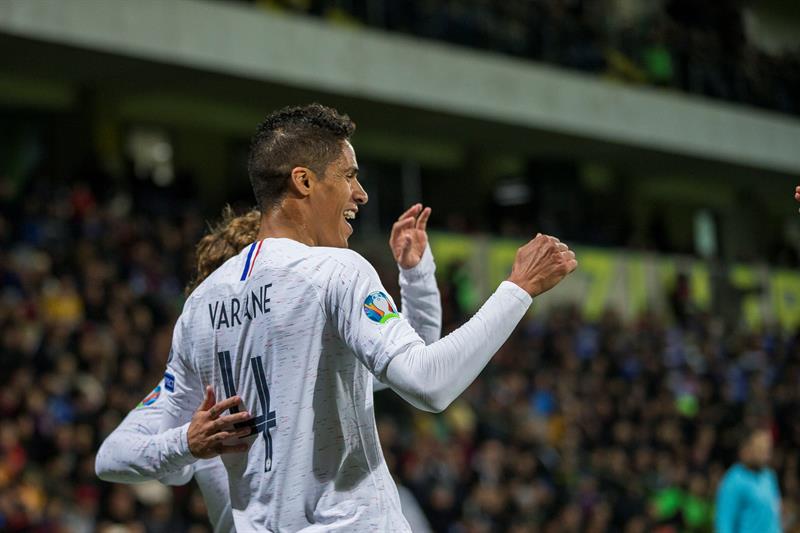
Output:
top-left (208, 283), bottom-right (272, 330)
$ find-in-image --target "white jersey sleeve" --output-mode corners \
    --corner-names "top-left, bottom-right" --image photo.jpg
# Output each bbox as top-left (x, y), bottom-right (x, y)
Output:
top-left (325, 250), bottom-right (427, 378)
top-left (398, 244), bottom-right (441, 345)
top-left (155, 317), bottom-right (204, 469)
top-left (326, 250), bottom-right (532, 414)
top-left (95, 377), bottom-right (236, 533)
top-left (384, 281), bottom-right (532, 412)
top-left (373, 245), bottom-right (442, 393)
top-left (95, 379), bottom-right (194, 485)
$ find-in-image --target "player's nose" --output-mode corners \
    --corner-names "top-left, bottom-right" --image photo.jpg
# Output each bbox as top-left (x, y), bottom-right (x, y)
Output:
top-left (353, 178), bottom-right (368, 206)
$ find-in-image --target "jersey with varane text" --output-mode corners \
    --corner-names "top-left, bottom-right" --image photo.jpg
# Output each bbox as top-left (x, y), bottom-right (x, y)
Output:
top-left (161, 237), bottom-right (425, 531)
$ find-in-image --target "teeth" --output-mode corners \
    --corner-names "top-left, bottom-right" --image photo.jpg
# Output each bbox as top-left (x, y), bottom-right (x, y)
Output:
top-left (344, 210), bottom-right (356, 220)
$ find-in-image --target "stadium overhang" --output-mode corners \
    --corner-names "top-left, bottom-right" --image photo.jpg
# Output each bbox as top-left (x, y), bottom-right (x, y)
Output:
top-left (0, 0), bottom-right (799, 177)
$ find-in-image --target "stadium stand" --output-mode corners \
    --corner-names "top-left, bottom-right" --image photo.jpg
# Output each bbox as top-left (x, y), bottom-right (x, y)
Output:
top-left (1, 180), bottom-right (798, 531)
top-left (240, 0), bottom-right (800, 116)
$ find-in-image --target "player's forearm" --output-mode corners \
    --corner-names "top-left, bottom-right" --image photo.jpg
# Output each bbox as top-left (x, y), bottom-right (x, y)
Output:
top-left (399, 245), bottom-right (442, 344)
top-left (384, 281), bottom-right (531, 412)
top-left (95, 423), bottom-right (197, 484)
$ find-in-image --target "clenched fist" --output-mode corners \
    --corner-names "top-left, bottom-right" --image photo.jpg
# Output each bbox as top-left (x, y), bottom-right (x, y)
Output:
top-left (507, 233), bottom-right (578, 296)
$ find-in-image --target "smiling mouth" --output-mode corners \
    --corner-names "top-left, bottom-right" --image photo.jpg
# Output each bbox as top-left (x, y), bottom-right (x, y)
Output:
top-left (342, 210), bottom-right (357, 235)
top-left (343, 210), bottom-right (357, 231)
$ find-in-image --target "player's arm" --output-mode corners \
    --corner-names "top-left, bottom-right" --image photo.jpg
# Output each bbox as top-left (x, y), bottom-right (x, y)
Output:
top-left (155, 317), bottom-right (251, 469)
top-left (96, 377), bottom-right (250, 484)
top-left (95, 379), bottom-right (195, 485)
top-left (373, 204), bottom-right (440, 392)
top-left (330, 233), bottom-right (576, 413)
top-left (714, 471), bottom-right (740, 533)
top-left (390, 204), bottom-right (442, 345)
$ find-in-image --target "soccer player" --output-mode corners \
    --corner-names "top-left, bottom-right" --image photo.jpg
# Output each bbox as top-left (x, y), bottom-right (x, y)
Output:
top-left (715, 428), bottom-right (782, 533)
top-left (153, 103), bottom-right (576, 531)
top-left (95, 202), bottom-right (441, 531)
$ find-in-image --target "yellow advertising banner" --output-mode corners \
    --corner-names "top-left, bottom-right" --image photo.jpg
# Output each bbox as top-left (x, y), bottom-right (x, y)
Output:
top-left (430, 233), bottom-right (800, 330)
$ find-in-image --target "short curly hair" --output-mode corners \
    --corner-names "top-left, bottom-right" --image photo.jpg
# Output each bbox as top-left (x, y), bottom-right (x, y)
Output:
top-left (247, 103), bottom-right (356, 210)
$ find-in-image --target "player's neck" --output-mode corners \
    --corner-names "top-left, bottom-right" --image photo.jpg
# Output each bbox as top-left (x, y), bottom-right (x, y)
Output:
top-left (741, 460), bottom-right (766, 471)
top-left (256, 205), bottom-right (317, 246)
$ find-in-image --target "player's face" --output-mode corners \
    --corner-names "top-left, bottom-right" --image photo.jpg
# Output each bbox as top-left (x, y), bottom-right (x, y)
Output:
top-left (311, 140), bottom-right (367, 248)
top-left (747, 431), bottom-right (773, 468)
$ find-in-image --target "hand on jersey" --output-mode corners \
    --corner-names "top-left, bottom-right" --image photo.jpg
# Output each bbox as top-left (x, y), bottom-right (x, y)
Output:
top-left (390, 203), bottom-right (432, 269)
top-left (507, 233), bottom-right (578, 296)
top-left (188, 386), bottom-right (252, 459)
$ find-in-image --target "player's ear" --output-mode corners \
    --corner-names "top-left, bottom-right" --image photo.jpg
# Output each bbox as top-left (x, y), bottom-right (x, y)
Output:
top-left (288, 166), bottom-right (313, 198)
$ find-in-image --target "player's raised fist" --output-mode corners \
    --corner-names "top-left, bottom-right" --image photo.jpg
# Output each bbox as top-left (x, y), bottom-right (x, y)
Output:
top-left (794, 185), bottom-right (800, 202)
top-left (187, 386), bottom-right (253, 459)
top-left (390, 203), bottom-right (432, 269)
top-left (506, 233), bottom-right (578, 297)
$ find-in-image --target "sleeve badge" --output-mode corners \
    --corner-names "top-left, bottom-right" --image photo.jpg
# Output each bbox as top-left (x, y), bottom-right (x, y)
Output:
top-left (363, 291), bottom-right (399, 324)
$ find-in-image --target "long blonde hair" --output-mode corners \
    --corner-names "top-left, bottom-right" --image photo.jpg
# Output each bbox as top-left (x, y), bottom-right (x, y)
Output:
top-left (186, 206), bottom-right (261, 295)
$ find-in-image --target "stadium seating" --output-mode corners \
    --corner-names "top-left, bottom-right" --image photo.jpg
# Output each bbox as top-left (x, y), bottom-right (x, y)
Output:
top-left (1, 184), bottom-right (798, 531)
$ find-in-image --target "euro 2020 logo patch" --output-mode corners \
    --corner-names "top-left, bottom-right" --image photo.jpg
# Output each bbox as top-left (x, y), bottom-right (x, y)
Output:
top-left (136, 385), bottom-right (161, 409)
top-left (363, 291), bottom-right (399, 324)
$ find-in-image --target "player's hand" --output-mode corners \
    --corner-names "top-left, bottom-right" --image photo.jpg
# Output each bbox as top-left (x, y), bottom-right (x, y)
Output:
top-left (390, 203), bottom-right (432, 269)
top-left (794, 185), bottom-right (800, 203)
top-left (188, 386), bottom-right (252, 459)
top-left (507, 233), bottom-right (578, 296)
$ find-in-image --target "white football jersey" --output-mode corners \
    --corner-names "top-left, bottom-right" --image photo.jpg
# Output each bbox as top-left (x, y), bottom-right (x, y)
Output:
top-left (161, 238), bottom-right (427, 531)
top-left (95, 378), bottom-right (234, 533)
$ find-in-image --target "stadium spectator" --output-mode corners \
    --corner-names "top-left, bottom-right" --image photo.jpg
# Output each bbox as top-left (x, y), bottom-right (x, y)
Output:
top-left (246, 0), bottom-right (800, 116)
top-left (715, 427), bottom-right (782, 533)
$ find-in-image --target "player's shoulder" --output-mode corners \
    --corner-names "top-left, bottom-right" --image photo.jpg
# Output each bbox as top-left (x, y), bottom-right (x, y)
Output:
top-left (186, 246), bottom-right (251, 303)
top-left (307, 246), bottom-right (377, 276)
top-left (765, 467), bottom-right (779, 482)
top-left (176, 248), bottom-right (251, 335)
top-left (721, 463), bottom-right (747, 485)
top-left (726, 463), bottom-right (744, 475)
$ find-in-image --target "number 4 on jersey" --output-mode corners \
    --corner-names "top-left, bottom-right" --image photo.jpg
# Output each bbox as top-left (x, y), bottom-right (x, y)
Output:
top-left (217, 350), bottom-right (277, 472)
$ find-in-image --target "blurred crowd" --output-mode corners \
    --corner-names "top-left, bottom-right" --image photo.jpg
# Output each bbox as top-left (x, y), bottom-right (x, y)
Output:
top-left (1, 182), bottom-right (799, 533)
top-left (248, 0), bottom-right (800, 116)
top-left (382, 298), bottom-right (800, 532)
top-left (0, 182), bottom-right (210, 532)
